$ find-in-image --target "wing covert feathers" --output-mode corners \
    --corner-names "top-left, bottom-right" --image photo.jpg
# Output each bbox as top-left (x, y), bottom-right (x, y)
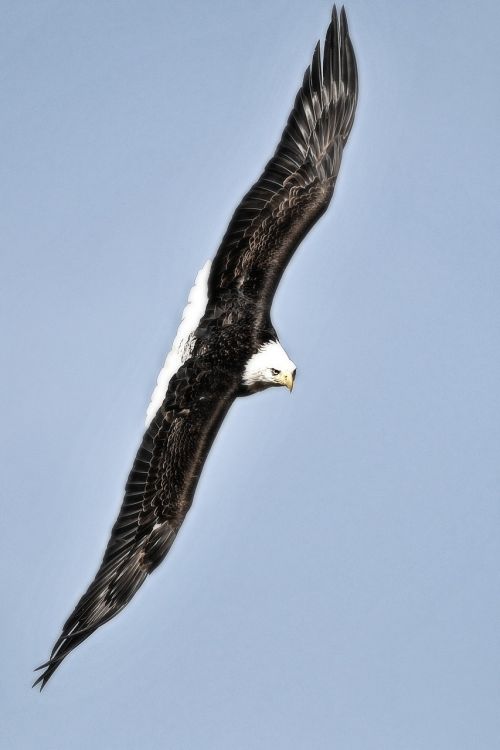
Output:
top-left (34, 370), bottom-right (237, 689)
top-left (208, 5), bottom-right (358, 312)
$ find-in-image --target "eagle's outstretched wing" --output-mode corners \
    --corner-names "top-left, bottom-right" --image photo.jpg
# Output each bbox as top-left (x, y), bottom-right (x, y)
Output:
top-left (34, 360), bottom-right (238, 688)
top-left (208, 6), bottom-right (357, 325)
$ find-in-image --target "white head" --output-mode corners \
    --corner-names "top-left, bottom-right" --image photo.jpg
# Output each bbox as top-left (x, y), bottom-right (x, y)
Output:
top-left (243, 340), bottom-right (297, 392)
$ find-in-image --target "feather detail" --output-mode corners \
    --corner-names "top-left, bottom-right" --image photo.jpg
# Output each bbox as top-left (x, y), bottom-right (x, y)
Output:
top-left (145, 260), bottom-right (211, 427)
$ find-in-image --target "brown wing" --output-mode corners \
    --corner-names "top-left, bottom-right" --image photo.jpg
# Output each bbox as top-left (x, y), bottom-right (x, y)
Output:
top-left (208, 6), bottom-right (358, 324)
top-left (34, 357), bottom-right (238, 688)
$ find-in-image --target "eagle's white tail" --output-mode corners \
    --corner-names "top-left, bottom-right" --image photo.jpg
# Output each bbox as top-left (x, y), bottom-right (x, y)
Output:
top-left (145, 260), bottom-right (211, 426)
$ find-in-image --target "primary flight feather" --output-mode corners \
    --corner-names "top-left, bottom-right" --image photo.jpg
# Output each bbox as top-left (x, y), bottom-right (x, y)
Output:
top-left (35, 4), bottom-right (358, 688)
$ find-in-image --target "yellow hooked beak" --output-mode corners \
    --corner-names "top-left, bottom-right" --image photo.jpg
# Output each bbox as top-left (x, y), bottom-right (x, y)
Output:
top-left (277, 369), bottom-right (296, 392)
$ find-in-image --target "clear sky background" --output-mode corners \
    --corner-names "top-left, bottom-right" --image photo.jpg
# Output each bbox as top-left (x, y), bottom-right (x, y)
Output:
top-left (2, 1), bottom-right (499, 748)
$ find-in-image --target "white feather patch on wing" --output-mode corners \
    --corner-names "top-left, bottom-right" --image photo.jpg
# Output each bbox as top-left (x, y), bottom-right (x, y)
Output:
top-left (145, 260), bottom-right (211, 427)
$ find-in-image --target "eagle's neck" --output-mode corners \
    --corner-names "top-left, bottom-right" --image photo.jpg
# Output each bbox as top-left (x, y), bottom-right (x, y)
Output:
top-left (239, 338), bottom-right (295, 396)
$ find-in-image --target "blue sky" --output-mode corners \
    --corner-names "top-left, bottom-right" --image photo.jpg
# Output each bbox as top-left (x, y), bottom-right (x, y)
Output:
top-left (2, 1), bottom-right (500, 748)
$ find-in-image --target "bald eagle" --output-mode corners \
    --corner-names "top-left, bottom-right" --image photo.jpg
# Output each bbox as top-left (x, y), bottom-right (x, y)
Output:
top-left (35, 4), bottom-right (358, 688)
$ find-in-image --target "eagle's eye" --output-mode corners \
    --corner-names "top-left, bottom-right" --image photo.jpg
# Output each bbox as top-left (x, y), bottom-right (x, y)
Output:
top-left (271, 368), bottom-right (280, 376)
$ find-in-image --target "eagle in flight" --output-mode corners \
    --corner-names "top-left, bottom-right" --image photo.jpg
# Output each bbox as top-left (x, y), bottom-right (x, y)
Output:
top-left (35, 5), bottom-right (358, 688)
